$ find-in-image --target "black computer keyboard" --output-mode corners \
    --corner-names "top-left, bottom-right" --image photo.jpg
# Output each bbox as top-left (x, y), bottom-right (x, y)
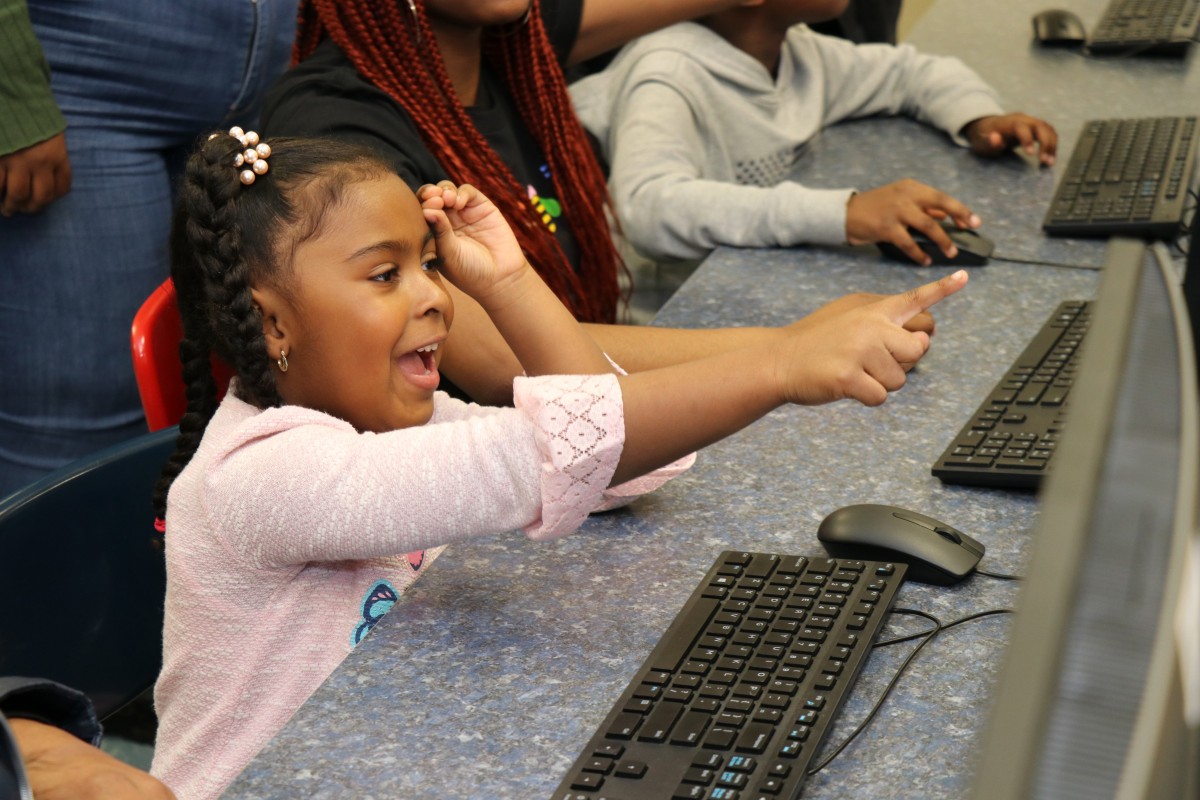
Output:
top-left (1089, 0), bottom-right (1200, 55)
top-left (932, 300), bottom-right (1091, 490)
top-left (552, 550), bottom-right (906, 800)
top-left (1043, 116), bottom-right (1197, 238)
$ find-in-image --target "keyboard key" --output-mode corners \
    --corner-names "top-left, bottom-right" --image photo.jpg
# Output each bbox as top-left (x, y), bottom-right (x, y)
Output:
top-left (735, 724), bottom-right (775, 753)
top-left (650, 599), bottom-right (719, 673)
top-left (570, 772), bottom-right (604, 790)
top-left (638, 704), bottom-right (683, 742)
top-left (671, 712), bottom-right (712, 746)
top-left (606, 713), bottom-right (641, 739)
top-left (581, 757), bottom-right (613, 773)
top-left (703, 727), bottom-right (737, 751)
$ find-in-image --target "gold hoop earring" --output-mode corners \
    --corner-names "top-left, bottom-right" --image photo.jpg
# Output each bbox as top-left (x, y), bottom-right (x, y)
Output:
top-left (277, 349), bottom-right (289, 373)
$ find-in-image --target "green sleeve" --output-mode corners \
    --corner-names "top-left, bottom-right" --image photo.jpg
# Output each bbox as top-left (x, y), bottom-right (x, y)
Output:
top-left (0, 0), bottom-right (67, 156)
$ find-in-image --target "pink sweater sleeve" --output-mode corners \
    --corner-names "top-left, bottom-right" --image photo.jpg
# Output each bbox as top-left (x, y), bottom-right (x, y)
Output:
top-left (513, 374), bottom-right (626, 537)
top-left (204, 376), bottom-right (632, 566)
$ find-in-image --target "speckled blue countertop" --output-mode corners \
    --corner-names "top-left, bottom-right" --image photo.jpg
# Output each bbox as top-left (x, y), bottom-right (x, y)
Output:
top-left (221, 1), bottom-right (1198, 797)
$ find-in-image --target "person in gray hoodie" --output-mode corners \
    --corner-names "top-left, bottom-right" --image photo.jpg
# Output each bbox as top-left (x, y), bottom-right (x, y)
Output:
top-left (571, 0), bottom-right (1057, 266)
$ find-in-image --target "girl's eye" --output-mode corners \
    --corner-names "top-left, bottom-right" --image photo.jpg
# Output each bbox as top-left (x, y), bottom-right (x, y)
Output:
top-left (370, 265), bottom-right (400, 283)
top-left (422, 256), bottom-right (444, 273)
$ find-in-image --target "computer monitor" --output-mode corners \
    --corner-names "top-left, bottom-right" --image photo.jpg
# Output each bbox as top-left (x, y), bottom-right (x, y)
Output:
top-left (969, 237), bottom-right (1200, 800)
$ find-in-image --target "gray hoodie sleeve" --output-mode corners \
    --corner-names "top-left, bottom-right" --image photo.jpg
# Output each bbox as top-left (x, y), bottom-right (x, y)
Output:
top-left (810, 35), bottom-right (1005, 146)
top-left (602, 78), bottom-right (856, 262)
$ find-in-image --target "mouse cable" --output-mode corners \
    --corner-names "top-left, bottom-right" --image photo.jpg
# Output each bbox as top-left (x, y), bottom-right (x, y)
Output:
top-left (1179, 191), bottom-right (1197, 256)
top-left (974, 567), bottom-right (1023, 581)
top-left (873, 607), bottom-right (1015, 648)
top-left (1081, 41), bottom-right (1165, 60)
top-left (805, 606), bottom-right (1013, 776)
top-left (990, 252), bottom-right (1112, 270)
top-left (996, 217), bottom-right (1193, 270)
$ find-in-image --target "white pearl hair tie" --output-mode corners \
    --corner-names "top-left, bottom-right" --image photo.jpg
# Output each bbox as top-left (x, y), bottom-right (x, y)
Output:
top-left (209, 126), bottom-right (271, 185)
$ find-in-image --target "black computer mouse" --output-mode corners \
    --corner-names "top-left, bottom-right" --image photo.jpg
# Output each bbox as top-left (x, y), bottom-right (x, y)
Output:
top-left (876, 221), bottom-right (994, 267)
top-left (816, 503), bottom-right (985, 585)
top-left (1031, 9), bottom-right (1087, 46)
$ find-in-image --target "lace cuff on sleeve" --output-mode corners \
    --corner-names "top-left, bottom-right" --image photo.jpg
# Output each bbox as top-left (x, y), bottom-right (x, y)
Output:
top-left (514, 373), bottom-right (625, 540)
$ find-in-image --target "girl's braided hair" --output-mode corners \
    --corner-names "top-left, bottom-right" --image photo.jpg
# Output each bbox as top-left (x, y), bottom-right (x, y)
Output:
top-left (294, 0), bottom-right (626, 323)
top-left (154, 133), bottom-right (393, 519)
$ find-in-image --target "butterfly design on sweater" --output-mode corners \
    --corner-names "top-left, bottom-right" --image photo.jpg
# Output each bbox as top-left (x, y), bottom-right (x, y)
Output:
top-left (351, 580), bottom-right (398, 647)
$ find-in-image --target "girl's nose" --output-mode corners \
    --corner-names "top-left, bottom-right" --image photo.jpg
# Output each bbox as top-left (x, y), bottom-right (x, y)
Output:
top-left (417, 273), bottom-right (452, 318)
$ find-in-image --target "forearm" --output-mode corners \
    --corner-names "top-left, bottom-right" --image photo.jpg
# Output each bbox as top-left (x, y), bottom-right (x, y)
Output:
top-left (619, 174), bottom-right (854, 259)
top-left (583, 322), bottom-right (784, 371)
top-left (817, 38), bottom-right (1002, 145)
top-left (440, 274), bottom-right (614, 405)
top-left (439, 295), bottom-right (786, 401)
top-left (442, 294), bottom-right (887, 395)
top-left (478, 267), bottom-right (614, 377)
top-left (572, 0), bottom-right (739, 64)
top-left (611, 347), bottom-right (782, 484)
top-left (439, 284), bottom-right (522, 405)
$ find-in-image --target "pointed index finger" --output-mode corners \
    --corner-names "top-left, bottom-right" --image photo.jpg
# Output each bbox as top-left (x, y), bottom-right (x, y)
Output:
top-left (885, 269), bottom-right (969, 325)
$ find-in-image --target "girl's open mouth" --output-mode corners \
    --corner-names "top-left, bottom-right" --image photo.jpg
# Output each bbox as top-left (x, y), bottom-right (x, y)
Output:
top-left (397, 342), bottom-right (440, 390)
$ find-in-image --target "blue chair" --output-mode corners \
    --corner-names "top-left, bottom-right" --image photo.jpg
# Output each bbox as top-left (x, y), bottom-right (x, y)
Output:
top-left (0, 427), bottom-right (177, 720)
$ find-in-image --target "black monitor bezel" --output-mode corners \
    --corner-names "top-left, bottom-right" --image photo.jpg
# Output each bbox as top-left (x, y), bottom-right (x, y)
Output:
top-left (969, 237), bottom-right (1200, 799)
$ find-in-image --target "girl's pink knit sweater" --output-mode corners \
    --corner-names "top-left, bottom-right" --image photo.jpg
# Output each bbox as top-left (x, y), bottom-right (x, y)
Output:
top-left (150, 374), bottom-right (692, 798)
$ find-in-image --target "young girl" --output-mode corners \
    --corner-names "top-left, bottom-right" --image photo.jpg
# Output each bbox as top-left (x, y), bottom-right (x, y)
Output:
top-left (148, 129), bottom-right (966, 799)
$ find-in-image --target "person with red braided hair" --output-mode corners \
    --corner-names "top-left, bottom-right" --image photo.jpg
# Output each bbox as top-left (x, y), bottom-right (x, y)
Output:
top-left (262, 0), bottom-right (941, 405)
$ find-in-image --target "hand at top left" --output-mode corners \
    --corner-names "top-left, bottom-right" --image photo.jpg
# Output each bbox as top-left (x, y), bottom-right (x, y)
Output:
top-left (964, 113), bottom-right (1058, 166)
top-left (418, 181), bottom-right (529, 303)
top-left (9, 718), bottom-right (176, 800)
top-left (0, 132), bottom-right (72, 216)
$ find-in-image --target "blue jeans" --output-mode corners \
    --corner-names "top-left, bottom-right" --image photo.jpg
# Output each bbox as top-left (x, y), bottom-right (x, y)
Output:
top-left (0, 0), bottom-right (295, 496)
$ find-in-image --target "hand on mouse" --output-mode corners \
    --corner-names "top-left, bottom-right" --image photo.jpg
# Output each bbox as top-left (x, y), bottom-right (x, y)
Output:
top-left (846, 179), bottom-right (981, 266)
top-left (963, 113), bottom-right (1058, 166)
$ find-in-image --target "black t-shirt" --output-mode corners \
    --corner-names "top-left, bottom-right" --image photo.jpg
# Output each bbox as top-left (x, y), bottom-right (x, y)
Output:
top-left (261, 1), bottom-right (584, 269)
top-left (810, 0), bottom-right (902, 44)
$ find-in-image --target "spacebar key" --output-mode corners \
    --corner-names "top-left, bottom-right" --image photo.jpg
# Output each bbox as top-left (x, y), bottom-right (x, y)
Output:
top-left (649, 598), bottom-right (719, 672)
top-left (637, 702), bottom-right (683, 742)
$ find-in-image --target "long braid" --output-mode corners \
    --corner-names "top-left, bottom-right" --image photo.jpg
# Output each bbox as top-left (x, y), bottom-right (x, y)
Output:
top-left (297, 0), bottom-right (624, 322)
top-left (487, 14), bottom-right (625, 319)
top-left (292, 1), bottom-right (323, 67)
top-left (154, 135), bottom-right (283, 518)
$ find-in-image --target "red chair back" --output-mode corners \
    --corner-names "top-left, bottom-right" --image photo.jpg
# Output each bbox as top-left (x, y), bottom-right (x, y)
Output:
top-left (130, 279), bottom-right (234, 431)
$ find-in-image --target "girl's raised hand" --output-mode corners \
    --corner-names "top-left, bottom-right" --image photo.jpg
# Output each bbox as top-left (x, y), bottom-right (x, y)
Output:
top-left (418, 181), bottom-right (529, 301)
top-left (775, 270), bottom-right (969, 407)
